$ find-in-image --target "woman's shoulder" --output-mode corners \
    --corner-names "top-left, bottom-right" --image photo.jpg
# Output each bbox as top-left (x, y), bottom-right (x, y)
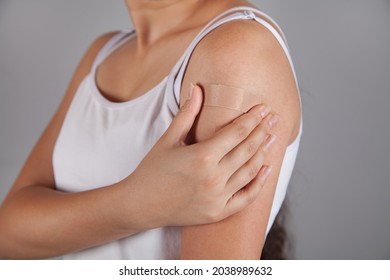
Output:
top-left (83, 31), bottom-right (121, 66)
top-left (194, 18), bottom-right (282, 80)
top-left (90, 28), bottom-right (134, 51)
top-left (186, 16), bottom-right (296, 99)
top-left (68, 31), bottom-right (121, 88)
top-left (182, 13), bottom-right (301, 145)
top-left (51, 31), bottom-right (121, 116)
top-left (202, 16), bottom-right (278, 47)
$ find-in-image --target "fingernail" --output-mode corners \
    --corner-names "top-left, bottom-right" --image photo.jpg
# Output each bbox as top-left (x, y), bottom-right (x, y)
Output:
top-left (263, 134), bottom-right (277, 151)
top-left (260, 165), bottom-right (272, 178)
top-left (188, 83), bottom-right (195, 100)
top-left (268, 114), bottom-right (279, 128)
top-left (259, 105), bottom-right (271, 118)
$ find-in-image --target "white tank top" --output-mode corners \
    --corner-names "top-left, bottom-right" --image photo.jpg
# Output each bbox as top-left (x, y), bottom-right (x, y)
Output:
top-left (53, 6), bottom-right (302, 259)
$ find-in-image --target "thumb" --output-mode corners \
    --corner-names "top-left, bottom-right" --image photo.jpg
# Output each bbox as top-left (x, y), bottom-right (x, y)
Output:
top-left (165, 83), bottom-right (203, 145)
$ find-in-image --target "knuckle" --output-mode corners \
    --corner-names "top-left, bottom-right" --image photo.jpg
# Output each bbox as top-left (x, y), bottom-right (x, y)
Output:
top-left (179, 100), bottom-right (192, 113)
top-left (247, 140), bottom-right (258, 155)
top-left (242, 184), bottom-right (258, 205)
top-left (203, 172), bottom-right (221, 189)
top-left (259, 142), bottom-right (267, 155)
top-left (194, 149), bottom-right (214, 166)
top-left (248, 111), bottom-right (261, 126)
top-left (248, 164), bottom-right (260, 179)
top-left (246, 189), bottom-right (257, 204)
top-left (207, 208), bottom-right (222, 223)
top-left (232, 120), bottom-right (248, 139)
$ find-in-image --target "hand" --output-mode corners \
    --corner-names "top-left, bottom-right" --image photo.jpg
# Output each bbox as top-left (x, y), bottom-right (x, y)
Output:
top-left (125, 84), bottom-right (278, 228)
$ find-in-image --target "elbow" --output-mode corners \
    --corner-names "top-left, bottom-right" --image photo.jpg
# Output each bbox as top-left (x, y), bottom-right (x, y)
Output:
top-left (0, 217), bottom-right (19, 259)
top-left (0, 208), bottom-right (22, 259)
top-left (0, 203), bottom-right (36, 259)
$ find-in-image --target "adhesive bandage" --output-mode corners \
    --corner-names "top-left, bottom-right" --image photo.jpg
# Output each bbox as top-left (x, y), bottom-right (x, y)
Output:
top-left (202, 83), bottom-right (261, 113)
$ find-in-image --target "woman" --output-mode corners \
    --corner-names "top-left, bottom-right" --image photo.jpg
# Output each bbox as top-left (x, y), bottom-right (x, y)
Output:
top-left (0, 0), bottom-right (301, 259)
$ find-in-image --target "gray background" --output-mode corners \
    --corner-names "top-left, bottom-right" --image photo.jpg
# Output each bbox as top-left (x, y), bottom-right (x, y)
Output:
top-left (1, 0), bottom-right (389, 259)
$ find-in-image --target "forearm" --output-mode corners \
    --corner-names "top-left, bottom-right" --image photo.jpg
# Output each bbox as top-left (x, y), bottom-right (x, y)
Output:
top-left (0, 179), bottom-right (150, 259)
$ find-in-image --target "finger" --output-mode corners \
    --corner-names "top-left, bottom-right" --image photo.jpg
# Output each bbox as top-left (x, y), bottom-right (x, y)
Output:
top-left (162, 84), bottom-right (203, 145)
top-left (225, 133), bottom-right (277, 195)
top-left (202, 104), bottom-right (271, 160)
top-left (220, 114), bottom-right (277, 175)
top-left (222, 165), bottom-right (272, 219)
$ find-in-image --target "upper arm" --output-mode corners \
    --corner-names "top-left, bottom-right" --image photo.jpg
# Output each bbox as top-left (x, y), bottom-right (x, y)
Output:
top-left (180, 20), bottom-right (301, 259)
top-left (5, 32), bottom-right (117, 199)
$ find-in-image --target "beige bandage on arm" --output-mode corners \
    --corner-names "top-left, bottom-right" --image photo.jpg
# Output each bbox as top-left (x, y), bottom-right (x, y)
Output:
top-left (202, 83), bottom-right (261, 113)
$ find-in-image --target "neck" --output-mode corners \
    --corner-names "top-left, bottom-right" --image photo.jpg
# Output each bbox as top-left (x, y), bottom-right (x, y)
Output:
top-left (125, 0), bottom-right (204, 48)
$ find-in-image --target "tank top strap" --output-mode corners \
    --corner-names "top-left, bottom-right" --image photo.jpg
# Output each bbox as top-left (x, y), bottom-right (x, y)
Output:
top-left (91, 29), bottom-right (135, 73)
top-left (171, 6), bottom-right (299, 106)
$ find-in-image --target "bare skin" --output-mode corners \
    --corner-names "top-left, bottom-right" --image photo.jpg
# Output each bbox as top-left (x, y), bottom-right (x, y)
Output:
top-left (104, 0), bottom-right (301, 259)
top-left (179, 19), bottom-right (301, 259)
top-left (0, 0), bottom-right (279, 259)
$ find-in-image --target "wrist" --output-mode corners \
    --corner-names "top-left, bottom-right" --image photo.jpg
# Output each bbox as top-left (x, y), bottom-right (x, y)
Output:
top-left (113, 175), bottom-right (166, 235)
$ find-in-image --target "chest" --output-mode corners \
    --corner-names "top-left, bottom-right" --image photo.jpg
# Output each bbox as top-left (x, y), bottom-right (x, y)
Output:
top-left (95, 31), bottom-right (198, 104)
top-left (53, 76), bottom-right (177, 192)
